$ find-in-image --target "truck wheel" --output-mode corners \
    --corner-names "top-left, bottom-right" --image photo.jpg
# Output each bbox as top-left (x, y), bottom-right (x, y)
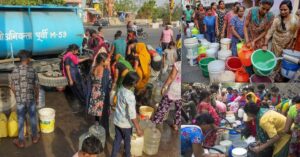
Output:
top-left (38, 73), bottom-right (68, 87)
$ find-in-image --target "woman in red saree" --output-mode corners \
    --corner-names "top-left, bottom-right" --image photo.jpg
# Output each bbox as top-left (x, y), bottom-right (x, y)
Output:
top-left (197, 90), bottom-right (220, 147)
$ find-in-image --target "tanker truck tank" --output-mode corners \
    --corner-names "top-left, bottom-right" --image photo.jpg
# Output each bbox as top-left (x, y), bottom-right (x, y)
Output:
top-left (0, 5), bottom-right (84, 58)
top-left (0, 5), bottom-right (85, 88)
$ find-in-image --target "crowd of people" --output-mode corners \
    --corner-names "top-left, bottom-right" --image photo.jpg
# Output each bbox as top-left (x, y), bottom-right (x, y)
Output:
top-left (183, 0), bottom-right (300, 81)
top-left (181, 83), bottom-right (300, 157)
top-left (9, 21), bottom-right (182, 157)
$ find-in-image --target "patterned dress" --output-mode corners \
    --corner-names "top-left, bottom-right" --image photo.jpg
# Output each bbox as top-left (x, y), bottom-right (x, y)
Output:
top-left (288, 104), bottom-right (300, 157)
top-left (88, 75), bottom-right (105, 117)
top-left (216, 9), bottom-right (227, 42)
top-left (181, 125), bottom-right (204, 155)
top-left (194, 10), bottom-right (206, 34)
top-left (230, 16), bottom-right (245, 56)
top-left (197, 102), bottom-right (220, 147)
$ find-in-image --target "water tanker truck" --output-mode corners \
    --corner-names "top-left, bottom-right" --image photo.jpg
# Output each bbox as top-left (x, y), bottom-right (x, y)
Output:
top-left (0, 5), bottom-right (85, 88)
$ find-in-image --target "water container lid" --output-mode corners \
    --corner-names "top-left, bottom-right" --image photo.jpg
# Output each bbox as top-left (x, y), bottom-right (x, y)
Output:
top-left (283, 49), bottom-right (300, 58)
top-left (229, 130), bottom-right (239, 135)
top-left (232, 147), bottom-right (247, 155)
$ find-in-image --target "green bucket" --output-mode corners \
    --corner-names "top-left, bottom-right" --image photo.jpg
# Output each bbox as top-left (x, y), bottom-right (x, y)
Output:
top-left (251, 49), bottom-right (277, 76)
top-left (199, 57), bottom-right (215, 78)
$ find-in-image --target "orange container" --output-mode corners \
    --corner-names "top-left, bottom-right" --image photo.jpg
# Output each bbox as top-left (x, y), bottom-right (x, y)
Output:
top-left (235, 68), bottom-right (250, 82)
top-left (238, 46), bottom-right (253, 66)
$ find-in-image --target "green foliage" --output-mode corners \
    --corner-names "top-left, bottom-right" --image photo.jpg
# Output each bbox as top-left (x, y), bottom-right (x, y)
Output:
top-left (136, 0), bottom-right (156, 19)
top-left (114, 0), bottom-right (137, 13)
top-left (154, 3), bottom-right (181, 23)
top-left (0, 0), bottom-right (64, 5)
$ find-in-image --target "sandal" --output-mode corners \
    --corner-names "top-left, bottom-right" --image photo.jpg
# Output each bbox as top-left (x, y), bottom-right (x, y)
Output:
top-left (13, 139), bottom-right (25, 148)
top-left (32, 134), bottom-right (40, 144)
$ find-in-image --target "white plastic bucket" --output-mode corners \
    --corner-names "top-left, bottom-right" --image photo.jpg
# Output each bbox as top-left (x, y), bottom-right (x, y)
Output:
top-left (220, 140), bottom-right (232, 155)
top-left (218, 50), bottom-right (232, 60)
top-left (206, 48), bottom-right (218, 58)
top-left (38, 108), bottom-right (55, 133)
top-left (220, 71), bottom-right (235, 83)
top-left (188, 22), bottom-right (195, 29)
top-left (210, 42), bottom-right (220, 50)
top-left (208, 60), bottom-right (225, 72)
top-left (221, 38), bottom-right (231, 50)
top-left (208, 60), bottom-right (225, 83)
top-left (201, 41), bottom-right (211, 49)
top-left (232, 147), bottom-right (247, 157)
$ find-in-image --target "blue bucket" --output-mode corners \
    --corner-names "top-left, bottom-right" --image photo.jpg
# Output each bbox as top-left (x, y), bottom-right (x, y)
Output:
top-left (281, 59), bottom-right (300, 79)
top-left (156, 47), bottom-right (163, 56)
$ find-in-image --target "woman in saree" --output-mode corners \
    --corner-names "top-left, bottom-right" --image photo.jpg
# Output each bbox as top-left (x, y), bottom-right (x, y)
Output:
top-left (193, 4), bottom-right (206, 34)
top-left (244, 102), bottom-right (291, 157)
top-left (283, 96), bottom-right (300, 157)
top-left (134, 42), bottom-right (151, 92)
top-left (244, 0), bottom-right (274, 50)
top-left (196, 90), bottom-right (220, 147)
top-left (111, 54), bottom-right (134, 90)
top-left (262, 0), bottom-right (299, 76)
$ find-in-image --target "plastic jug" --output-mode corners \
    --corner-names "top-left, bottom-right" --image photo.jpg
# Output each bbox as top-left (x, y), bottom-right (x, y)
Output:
top-left (79, 132), bottom-right (92, 150)
top-left (131, 133), bottom-right (144, 156)
top-left (0, 113), bottom-right (8, 138)
top-left (238, 46), bottom-right (253, 66)
top-left (8, 111), bottom-right (18, 137)
top-left (89, 124), bottom-right (106, 149)
top-left (143, 125), bottom-right (161, 155)
top-left (235, 69), bottom-right (249, 82)
top-left (152, 81), bottom-right (162, 104)
top-left (139, 119), bottom-right (154, 130)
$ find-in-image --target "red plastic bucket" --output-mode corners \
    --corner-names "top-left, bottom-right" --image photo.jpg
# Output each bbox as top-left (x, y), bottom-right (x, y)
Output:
top-left (226, 57), bottom-right (242, 72)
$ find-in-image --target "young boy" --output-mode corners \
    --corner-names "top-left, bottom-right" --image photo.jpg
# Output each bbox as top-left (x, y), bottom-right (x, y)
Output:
top-left (204, 7), bottom-right (216, 42)
top-left (73, 136), bottom-right (103, 157)
top-left (111, 72), bottom-right (143, 157)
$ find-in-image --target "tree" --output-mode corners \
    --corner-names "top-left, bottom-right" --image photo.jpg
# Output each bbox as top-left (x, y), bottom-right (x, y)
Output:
top-left (0, 0), bottom-right (64, 5)
top-left (136, 0), bottom-right (156, 19)
top-left (114, 0), bottom-right (137, 13)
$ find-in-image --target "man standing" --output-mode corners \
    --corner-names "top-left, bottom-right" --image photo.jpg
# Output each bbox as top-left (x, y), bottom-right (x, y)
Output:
top-left (11, 50), bottom-right (40, 148)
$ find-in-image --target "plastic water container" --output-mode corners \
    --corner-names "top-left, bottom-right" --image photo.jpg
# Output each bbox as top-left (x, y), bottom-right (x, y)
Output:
top-left (210, 42), bottom-right (220, 50)
top-left (220, 140), bottom-right (233, 155)
top-left (79, 132), bottom-right (92, 150)
top-left (199, 57), bottom-right (216, 77)
top-left (250, 74), bottom-right (272, 83)
top-left (251, 50), bottom-right (277, 76)
top-left (238, 108), bottom-right (244, 119)
top-left (232, 148), bottom-right (247, 157)
top-left (188, 22), bottom-right (195, 29)
top-left (226, 57), bottom-right (242, 72)
top-left (206, 48), bottom-right (218, 58)
top-left (281, 59), bottom-right (300, 79)
top-left (139, 106), bottom-right (154, 120)
top-left (184, 38), bottom-right (199, 60)
top-left (89, 124), bottom-right (106, 149)
top-left (220, 71), bottom-right (235, 83)
top-left (221, 38), bottom-right (231, 50)
top-left (196, 34), bottom-right (205, 40)
top-left (229, 130), bottom-right (240, 142)
top-left (38, 108), bottom-right (55, 133)
top-left (0, 113), bottom-right (7, 138)
top-left (37, 86), bottom-right (45, 109)
top-left (186, 28), bottom-right (192, 37)
top-left (139, 119), bottom-right (154, 130)
top-left (131, 134), bottom-right (144, 156)
top-left (143, 125), bottom-right (161, 155)
top-left (208, 60), bottom-right (225, 83)
top-left (201, 41), bottom-right (211, 49)
top-left (218, 50), bottom-right (232, 60)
